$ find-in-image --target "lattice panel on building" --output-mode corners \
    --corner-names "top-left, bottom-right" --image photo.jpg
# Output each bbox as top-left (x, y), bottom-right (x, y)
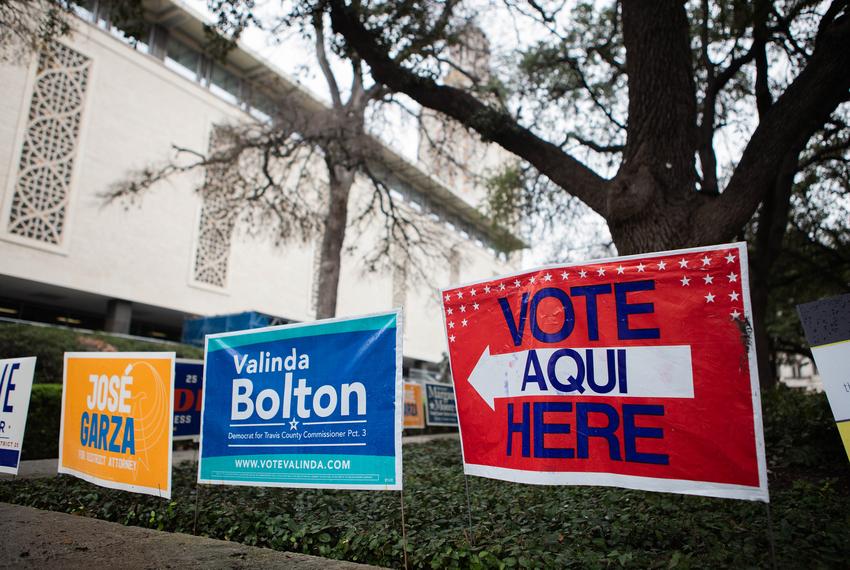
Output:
top-left (192, 131), bottom-right (239, 288)
top-left (7, 41), bottom-right (91, 245)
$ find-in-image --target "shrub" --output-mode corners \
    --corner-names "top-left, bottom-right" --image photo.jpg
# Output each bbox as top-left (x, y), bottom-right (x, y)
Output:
top-left (21, 383), bottom-right (63, 460)
top-left (761, 384), bottom-right (845, 476)
top-left (0, 323), bottom-right (202, 384)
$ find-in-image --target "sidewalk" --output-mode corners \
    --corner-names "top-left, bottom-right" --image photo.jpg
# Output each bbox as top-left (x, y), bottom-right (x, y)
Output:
top-left (1, 502), bottom-right (383, 569)
top-left (2, 432), bottom-right (458, 480)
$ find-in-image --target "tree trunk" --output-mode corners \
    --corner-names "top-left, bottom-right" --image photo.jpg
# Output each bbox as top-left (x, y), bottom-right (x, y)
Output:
top-left (748, 150), bottom-right (798, 387)
top-left (314, 160), bottom-right (355, 319)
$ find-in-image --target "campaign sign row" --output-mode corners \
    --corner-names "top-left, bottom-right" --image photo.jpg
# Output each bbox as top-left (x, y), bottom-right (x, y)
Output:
top-left (7, 243), bottom-right (822, 506)
top-left (48, 311), bottom-right (402, 497)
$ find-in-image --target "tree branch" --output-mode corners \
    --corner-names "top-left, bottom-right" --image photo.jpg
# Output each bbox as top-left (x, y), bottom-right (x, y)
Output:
top-left (567, 133), bottom-right (625, 154)
top-left (695, 11), bottom-right (850, 242)
top-left (314, 11), bottom-right (342, 108)
top-left (697, 21), bottom-right (758, 195)
top-left (328, 0), bottom-right (611, 216)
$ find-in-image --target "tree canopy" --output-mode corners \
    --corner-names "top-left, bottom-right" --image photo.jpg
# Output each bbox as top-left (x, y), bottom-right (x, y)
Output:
top-left (323, 0), bottom-right (848, 252)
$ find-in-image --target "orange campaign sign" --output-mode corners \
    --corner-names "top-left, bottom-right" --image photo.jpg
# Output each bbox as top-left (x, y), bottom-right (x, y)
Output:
top-left (59, 352), bottom-right (175, 498)
top-left (403, 382), bottom-right (425, 429)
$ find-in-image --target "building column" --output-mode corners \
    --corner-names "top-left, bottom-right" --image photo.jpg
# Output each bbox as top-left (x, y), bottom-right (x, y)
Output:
top-left (105, 299), bottom-right (132, 334)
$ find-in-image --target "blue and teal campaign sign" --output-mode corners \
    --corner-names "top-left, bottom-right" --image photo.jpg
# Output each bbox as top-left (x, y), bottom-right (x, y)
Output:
top-left (173, 359), bottom-right (204, 440)
top-left (424, 381), bottom-right (458, 427)
top-left (197, 311), bottom-right (403, 490)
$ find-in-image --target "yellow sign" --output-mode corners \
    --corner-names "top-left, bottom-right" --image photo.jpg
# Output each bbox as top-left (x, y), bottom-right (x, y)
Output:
top-left (403, 382), bottom-right (425, 429)
top-left (59, 352), bottom-right (175, 498)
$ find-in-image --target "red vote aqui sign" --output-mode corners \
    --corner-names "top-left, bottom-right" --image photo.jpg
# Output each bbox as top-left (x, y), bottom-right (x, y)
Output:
top-left (441, 243), bottom-right (768, 501)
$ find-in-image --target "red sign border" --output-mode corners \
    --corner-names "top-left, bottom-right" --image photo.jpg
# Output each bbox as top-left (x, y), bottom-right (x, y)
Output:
top-left (440, 242), bottom-right (768, 502)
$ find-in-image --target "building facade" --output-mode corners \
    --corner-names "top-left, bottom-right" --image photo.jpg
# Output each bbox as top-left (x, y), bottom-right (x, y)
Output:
top-left (0, 0), bottom-right (522, 369)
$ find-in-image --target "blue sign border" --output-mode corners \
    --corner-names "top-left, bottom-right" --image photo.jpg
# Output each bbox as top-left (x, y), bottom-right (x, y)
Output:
top-left (197, 310), bottom-right (403, 490)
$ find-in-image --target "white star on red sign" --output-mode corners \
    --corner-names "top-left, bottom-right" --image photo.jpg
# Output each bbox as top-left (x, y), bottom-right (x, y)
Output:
top-left (457, 291), bottom-right (464, 299)
top-left (473, 302), bottom-right (479, 310)
top-left (444, 293), bottom-right (451, 302)
top-left (543, 273), bottom-right (552, 282)
top-left (703, 275), bottom-right (714, 284)
top-left (725, 253), bottom-right (736, 263)
top-left (730, 309), bottom-right (741, 319)
top-left (727, 272), bottom-right (738, 283)
top-left (701, 255), bottom-right (711, 266)
top-left (729, 291), bottom-right (740, 301)
top-left (448, 321), bottom-right (455, 329)
top-left (636, 263), bottom-right (646, 272)
top-left (513, 279), bottom-right (521, 287)
top-left (499, 283), bottom-right (506, 291)
top-left (529, 275), bottom-right (537, 284)
top-left (579, 270), bottom-right (588, 278)
top-left (597, 268), bottom-right (606, 276)
top-left (449, 335), bottom-right (456, 342)
top-left (561, 271), bottom-right (569, 280)
top-left (460, 305), bottom-right (466, 313)
top-left (447, 308), bottom-right (453, 315)
top-left (680, 276), bottom-right (691, 286)
top-left (484, 285), bottom-right (491, 294)
top-left (470, 288), bottom-right (477, 296)
top-left (462, 319), bottom-right (468, 327)
top-left (658, 260), bottom-right (667, 270)
top-left (679, 258), bottom-right (689, 268)
top-left (705, 292), bottom-right (715, 303)
top-left (616, 265), bottom-right (625, 274)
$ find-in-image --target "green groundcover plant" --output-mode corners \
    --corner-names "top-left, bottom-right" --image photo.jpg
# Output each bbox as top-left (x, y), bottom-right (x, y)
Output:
top-left (2, 388), bottom-right (848, 568)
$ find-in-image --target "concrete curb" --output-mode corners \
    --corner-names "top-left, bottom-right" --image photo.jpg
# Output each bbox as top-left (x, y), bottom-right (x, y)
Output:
top-left (1, 502), bottom-right (385, 569)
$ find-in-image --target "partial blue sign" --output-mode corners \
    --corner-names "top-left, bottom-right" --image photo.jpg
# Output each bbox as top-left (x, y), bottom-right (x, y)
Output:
top-left (198, 311), bottom-right (402, 490)
top-left (0, 357), bottom-right (36, 475)
top-left (424, 381), bottom-right (458, 427)
top-left (173, 359), bottom-right (204, 440)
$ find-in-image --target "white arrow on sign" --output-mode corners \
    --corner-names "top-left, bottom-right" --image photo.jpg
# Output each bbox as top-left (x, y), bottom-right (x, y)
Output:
top-left (467, 345), bottom-right (694, 411)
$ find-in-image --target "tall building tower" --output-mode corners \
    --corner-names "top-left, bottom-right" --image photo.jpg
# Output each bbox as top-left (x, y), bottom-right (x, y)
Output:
top-left (418, 25), bottom-right (517, 209)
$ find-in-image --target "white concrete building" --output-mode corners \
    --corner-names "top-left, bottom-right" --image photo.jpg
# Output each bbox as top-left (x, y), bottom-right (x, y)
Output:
top-left (0, 0), bottom-right (522, 370)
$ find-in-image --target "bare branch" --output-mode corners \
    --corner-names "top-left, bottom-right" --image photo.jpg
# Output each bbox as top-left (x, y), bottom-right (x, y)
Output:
top-left (314, 11), bottom-right (342, 108)
top-left (696, 12), bottom-right (850, 243)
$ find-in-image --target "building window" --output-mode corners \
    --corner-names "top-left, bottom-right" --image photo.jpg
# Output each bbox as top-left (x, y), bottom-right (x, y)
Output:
top-left (249, 89), bottom-right (276, 123)
top-left (209, 63), bottom-right (241, 105)
top-left (164, 37), bottom-right (201, 82)
top-left (6, 41), bottom-right (91, 246)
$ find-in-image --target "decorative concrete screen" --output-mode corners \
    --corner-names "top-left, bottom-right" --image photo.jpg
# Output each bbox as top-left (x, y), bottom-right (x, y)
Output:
top-left (7, 41), bottom-right (91, 246)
